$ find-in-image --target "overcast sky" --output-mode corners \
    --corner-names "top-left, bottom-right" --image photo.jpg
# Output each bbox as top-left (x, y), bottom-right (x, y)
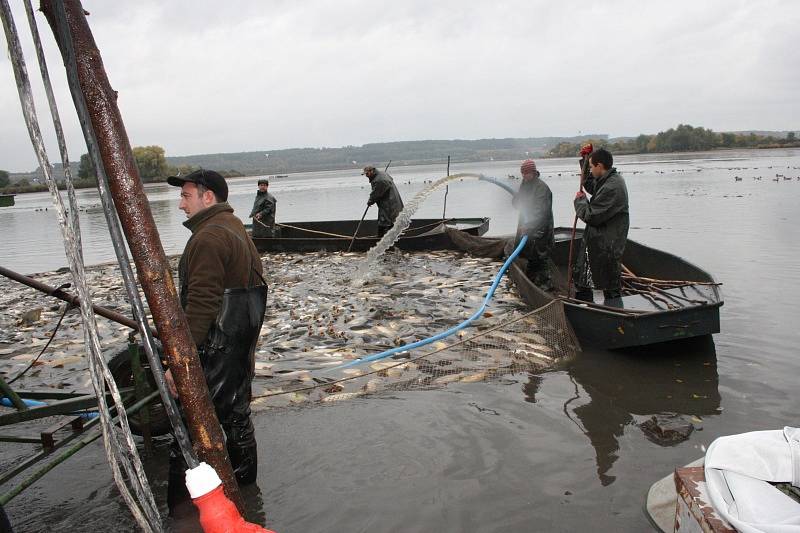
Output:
top-left (1, 0), bottom-right (798, 172)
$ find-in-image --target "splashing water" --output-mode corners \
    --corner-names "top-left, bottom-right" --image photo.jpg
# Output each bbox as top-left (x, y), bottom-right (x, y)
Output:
top-left (353, 172), bottom-right (489, 282)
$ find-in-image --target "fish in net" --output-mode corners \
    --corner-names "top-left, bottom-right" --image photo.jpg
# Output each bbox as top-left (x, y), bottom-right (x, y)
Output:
top-left (251, 300), bottom-right (579, 409)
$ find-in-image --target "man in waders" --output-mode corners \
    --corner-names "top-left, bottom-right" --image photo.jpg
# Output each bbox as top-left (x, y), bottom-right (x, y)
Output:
top-left (513, 159), bottom-right (554, 290)
top-left (166, 169), bottom-right (267, 514)
top-left (573, 148), bottom-right (630, 302)
top-left (363, 165), bottom-right (404, 238)
top-left (250, 178), bottom-right (277, 238)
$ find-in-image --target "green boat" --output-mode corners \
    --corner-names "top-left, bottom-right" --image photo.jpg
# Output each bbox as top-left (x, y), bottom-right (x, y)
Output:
top-left (0, 194), bottom-right (15, 207)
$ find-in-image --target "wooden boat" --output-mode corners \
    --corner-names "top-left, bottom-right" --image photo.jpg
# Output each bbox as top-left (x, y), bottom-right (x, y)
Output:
top-left (247, 217), bottom-right (490, 253)
top-left (451, 227), bottom-right (723, 349)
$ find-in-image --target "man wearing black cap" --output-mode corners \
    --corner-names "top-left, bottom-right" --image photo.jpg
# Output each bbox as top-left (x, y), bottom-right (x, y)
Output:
top-left (165, 169), bottom-right (267, 511)
top-left (249, 178), bottom-right (277, 238)
top-left (363, 165), bottom-right (404, 238)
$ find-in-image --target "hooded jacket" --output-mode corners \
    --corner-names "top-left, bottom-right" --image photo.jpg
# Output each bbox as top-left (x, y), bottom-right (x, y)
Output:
top-left (368, 170), bottom-right (404, 228)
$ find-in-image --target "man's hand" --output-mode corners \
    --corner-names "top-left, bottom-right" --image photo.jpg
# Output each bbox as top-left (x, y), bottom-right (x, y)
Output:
top-left (575, 191), bottom-right (586, 200)
top-left (579, 143), bottom-right (594, 157)
top-left (367, 200), bottom-right (374, 207)
top-left (254, 213), bottom-right (262, 221)
top-left (165, 368), bottom-right (178, 398)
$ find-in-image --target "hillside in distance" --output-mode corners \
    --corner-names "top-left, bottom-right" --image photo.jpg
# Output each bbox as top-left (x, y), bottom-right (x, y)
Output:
top-left (164, 135), bottom-right (604, 176)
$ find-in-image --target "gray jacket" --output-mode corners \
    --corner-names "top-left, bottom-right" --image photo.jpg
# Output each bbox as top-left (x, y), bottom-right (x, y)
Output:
top-left (574, 168), bottom-right (629, 289)
top-left (368, 170), bottom-right (404, 228)
top-left (513, 177), bottom-right (554, 243)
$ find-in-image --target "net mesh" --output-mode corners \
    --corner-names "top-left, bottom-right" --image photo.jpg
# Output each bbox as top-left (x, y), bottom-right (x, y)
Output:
top-left (251, 300), bottom-right (579, 409)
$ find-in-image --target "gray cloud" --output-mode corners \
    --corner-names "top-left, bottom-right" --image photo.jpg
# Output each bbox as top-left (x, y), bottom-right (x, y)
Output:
top-left (1, 0), bottom-right (798, 171)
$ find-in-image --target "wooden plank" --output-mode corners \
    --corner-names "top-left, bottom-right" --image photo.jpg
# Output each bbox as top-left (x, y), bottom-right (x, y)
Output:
top-left (674, 467), bottom-right (736, 533)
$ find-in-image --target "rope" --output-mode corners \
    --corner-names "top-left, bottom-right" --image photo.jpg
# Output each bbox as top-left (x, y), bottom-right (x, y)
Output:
top-left (266, 218), bottom-right (455, 240)
top-left (252, 300), bottom-right (559, 400)
top-left (7, 300), bottom-right (73, 385)
top-left (1, 3), bottom-right (161, 530)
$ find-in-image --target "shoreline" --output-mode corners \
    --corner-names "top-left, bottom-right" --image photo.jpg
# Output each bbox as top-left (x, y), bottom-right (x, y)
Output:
top-left (5, 145), bottom-right (799, 196)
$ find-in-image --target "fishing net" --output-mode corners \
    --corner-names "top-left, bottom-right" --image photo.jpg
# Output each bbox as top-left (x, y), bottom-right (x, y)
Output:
top-left (251, 299), bottom-right (579, 409)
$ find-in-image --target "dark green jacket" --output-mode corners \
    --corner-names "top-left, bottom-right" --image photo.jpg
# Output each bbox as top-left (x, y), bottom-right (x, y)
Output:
top-left (249, 191), bottom-right (276, 227)
top-left (367, 170), bottom-right (404, 228)
top-left (178, 202), bottom-right (264, 345)
top-left (513, 177), bottom-right (554, 243)
top-left (574, 168), bottom-right (629, 289)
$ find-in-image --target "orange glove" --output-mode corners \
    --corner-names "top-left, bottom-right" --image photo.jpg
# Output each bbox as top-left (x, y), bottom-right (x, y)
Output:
top-left (579, 143), bottom-right (594, 157)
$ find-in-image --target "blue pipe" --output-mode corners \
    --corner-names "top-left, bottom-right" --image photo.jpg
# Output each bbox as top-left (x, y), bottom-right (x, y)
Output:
top-left (1, 397), bottom-right (98, 419)
top-left (478, 175), bottom-right (516, 196)
top-left (333, 235), bottom-right (528, 370)
top-left (1, 397), bottom-right (46, 408)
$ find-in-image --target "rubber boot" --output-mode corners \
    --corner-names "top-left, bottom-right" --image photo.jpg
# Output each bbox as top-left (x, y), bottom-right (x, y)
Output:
top-left (603, 289), bottom-right (622, 301)
top-left (574, 288), bottom-right (593, 302)
top-left (225, 415), bottom-right (258, 485)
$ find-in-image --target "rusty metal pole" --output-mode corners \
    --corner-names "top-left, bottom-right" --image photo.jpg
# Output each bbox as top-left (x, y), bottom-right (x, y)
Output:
top-left (40, 0), bottom-right (242, 508)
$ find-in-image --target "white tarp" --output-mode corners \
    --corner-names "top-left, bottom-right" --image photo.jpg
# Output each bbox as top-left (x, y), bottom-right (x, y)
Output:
top-left (705, 426), bottom-right (800, 533)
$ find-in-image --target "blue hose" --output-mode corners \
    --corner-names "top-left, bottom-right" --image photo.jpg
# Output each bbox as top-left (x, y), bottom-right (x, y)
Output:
top-left (478, 175), bottom-right (516, 196)
top-left (333, 235), bottom-right (527, 370)
top-left (1, 397), bottom-right (98, 419)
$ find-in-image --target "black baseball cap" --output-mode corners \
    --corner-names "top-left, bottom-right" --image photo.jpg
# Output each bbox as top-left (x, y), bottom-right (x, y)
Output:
top-left (167, 169), bottom-right (228, 201)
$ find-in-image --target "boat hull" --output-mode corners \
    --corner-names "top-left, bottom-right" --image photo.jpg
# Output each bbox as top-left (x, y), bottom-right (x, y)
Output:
top-left (502, 227), bottom-right (722, 349)
top-left (248, 218), bottom-right (490, 253)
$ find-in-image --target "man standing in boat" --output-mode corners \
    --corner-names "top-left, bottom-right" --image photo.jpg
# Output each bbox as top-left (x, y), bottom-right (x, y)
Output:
top-left (573, 148), bottom-right (630, 301)
top-left (363, 165), bottom-right (404, 238)
top-left (513, 159), bottom-right (554, 290)
top-left (165, 169), bottom-right (267, 513)
top-left (250, 178), bottom-right (277, 238)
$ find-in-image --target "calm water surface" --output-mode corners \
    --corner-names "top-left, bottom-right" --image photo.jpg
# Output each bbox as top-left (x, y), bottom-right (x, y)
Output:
top-left (3, 148), bottom-right (800, 531)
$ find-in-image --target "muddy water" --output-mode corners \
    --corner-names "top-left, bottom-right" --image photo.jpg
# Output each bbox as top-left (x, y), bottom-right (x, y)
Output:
top-left (2, 148), bottom-right (800, 531)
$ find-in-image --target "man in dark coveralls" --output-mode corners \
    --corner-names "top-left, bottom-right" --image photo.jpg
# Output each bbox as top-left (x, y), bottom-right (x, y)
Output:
top-left (165, 169), bottom-right (267, 513)
top-left (573, 148), bottom-right (630, 301)
top-left (512, 159), bottom-right (554, 290)
top-left (363, 165), bottom-right (404, 238)
top-left (250, 178), bottom-right (277, 238)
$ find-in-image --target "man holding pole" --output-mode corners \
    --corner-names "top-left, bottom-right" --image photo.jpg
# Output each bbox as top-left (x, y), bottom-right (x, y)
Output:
top-left (250, 178), bottom-right (277, 238)
top-left (166, 169), bottom-right (267, 511)
top-left (572, 148), bottom-right (629, 302)
top-left (513, 159), bottom-right (554, 290)
top-left (363, 165), bottom-right (404, 238)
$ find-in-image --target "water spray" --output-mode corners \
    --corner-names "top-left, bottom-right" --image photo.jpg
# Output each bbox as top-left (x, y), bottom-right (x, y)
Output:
top-left (353, 173), bottom-right (516, 281)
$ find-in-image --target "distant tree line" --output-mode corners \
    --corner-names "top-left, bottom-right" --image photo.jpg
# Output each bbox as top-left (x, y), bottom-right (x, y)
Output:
top-left (548, 125), bottom-right (800, 158)
top-left (3, 128), bottom-right (798, 194)
top-left (1, 145), bottom-right (247, 194)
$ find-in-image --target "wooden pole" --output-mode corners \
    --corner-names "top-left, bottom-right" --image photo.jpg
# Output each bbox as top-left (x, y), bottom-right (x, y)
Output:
top-left (41, 0), bottom-right (242, 509)
top-left (566, 154), bottom-right (590, 297)
top-left (443, 155), bottom-right (450, 219)
top-left (348, 205), bottom-right (370, 252)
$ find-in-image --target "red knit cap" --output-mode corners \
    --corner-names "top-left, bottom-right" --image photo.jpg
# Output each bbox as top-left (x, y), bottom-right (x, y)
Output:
top-left (520, 159), bottom-right (538, 176)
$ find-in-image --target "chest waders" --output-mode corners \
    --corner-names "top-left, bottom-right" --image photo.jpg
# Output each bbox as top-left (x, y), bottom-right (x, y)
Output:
top-left (169, 225), bottom-right (267, 514)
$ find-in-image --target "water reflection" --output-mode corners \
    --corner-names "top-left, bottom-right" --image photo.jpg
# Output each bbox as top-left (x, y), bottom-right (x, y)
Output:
top-left (524, 336), bottom-right (720, 486)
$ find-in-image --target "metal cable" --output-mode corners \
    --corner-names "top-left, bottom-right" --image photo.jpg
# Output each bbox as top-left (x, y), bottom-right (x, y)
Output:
top-left (44, 0), bottom-right (196, 469)
top-left (7, 300), bottom-right (73, 385)
top-left (2, 2), bottom-right (160, 530)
